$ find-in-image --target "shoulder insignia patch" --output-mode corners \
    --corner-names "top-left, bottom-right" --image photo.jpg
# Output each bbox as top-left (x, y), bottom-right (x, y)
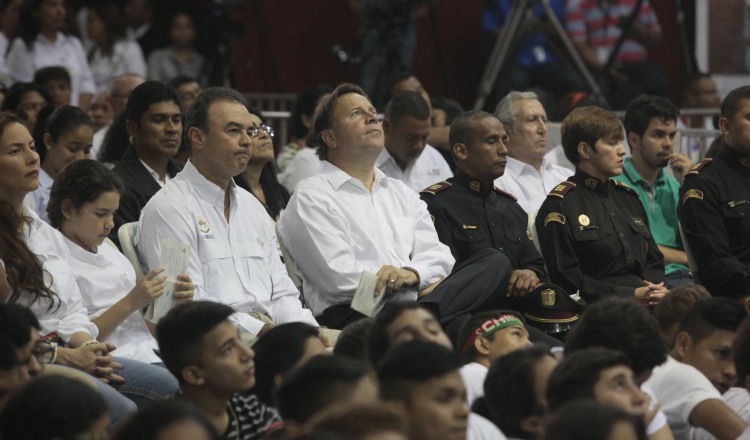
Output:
top-left (682, 189), bottom-right (704, 204)
top-left (544, 212), bottom-right (566, 226)
top-left (686, 158), bottom-right (712, 176)
top-left (548, 181), bottom-right (576, 198)
top-left (420, 181), bottom-right (452, 196)
top-left (611, 180), bottom-right (638, 196)
top-left (493, 187), bottom-right (517, 201)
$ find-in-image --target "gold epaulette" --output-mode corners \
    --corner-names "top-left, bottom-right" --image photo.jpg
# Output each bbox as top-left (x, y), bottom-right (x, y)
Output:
top-left (611, 180), bottom-right (638, 197)
top-left (420, 181), bottom-right (452, 196)
top-left (547, 181), bottom-right (576, 198)
top-left (686, 158), bottom-right (713, 176)
top-left (493, 187), bottom-right (517, 201)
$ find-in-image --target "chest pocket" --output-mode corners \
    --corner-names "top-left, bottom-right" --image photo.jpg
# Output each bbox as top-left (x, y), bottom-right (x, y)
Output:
top-left (627, 220), bottom-right (652, 240)
top-left (572, 227), bottom-right (602, 243)
top-left (721, 200), bottom-right (750, 219)
top-left (721, 200), bottom-right (750, 247)
top-left (453, 227), bottom-right (489, 243)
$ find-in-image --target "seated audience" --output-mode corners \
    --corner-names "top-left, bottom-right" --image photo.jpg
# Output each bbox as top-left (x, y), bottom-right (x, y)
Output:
top-left (307, 402), bottom-right (409, 440)
top-left (33, 66), bottom-right (71, 107)
top-left (535, 105), bottom-right (667, 303)
top-left (645, 298), bottom-right (747, 440)
top-left (147, 12), bottom-right (205, 84)
top-left (493, 92), bottom-right (571, 213)
top-left (654, 284), bottom-right (711, 348)
top-left (110, 80), bottom-right (183, 246)
top-left (456, 310), bottom-right (532, 406)
top-left (0, 375), bottom-right (109, 440)
top-left (113, 400), bottom-right (220, 440)
top-left (477, 345), bottom-right (559, 439)
top-left (375, 91), bottom-right (452, 192)
top-left (251, 323), bottom-right (328, 407)
top-left (614, 95), bottom-right (693, 288)
top-left (0, 82), bottom-right (50, 131)
top-left (431, 96), bottom-right (464, 128)
top-left (87, 92), bottom-right (113, 133)
top-left (136, 87), bottom-right (320, 336)
top-left (86, 1), bottom-right (147, 94)
top-left (24, 106), bottom-right (94, 223)
top-left (169, 75), bottom-right (203, 115)
top-left (235, 107), bottom-right (290, 221)
top-left (546, 399), bottom-right (646, 440)
top-left (384, 72), bottom-right (449, 151)
top-left (90, 73), bottom-right (145, 161)
top-left (156, 301), bottom-right (283, 439)
top-left (378, 340), bottom-right (507, 440)
top-left (332, 317), bottom-right (373, 368)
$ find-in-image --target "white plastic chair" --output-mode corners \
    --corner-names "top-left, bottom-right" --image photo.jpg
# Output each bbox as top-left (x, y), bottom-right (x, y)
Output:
top-left (118, 222), bottom-right (145, 280)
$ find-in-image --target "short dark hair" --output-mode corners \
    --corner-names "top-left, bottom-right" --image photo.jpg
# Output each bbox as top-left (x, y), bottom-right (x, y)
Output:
top-left (368, 301), bottom-right (436, 368)
top-left (678, 298), bottom-right (747, 344)
top-left (378, 341), bottom-right (461, 403)
top-left (313, 83), bottom-right (367, 161)
top-left (561, 106), bottom-right (622, 165)
top-left (483, 345), bottom-right (553, 438)
top-left (546, 347), bottom-right (631, 411)
top-left (654, 285), bottom-right (711, 338)
top-left (289, 84), bottom-right (333, 139)
top-left (721, 86), bottom-right (750, 120)
top-left (47, 160), bottom-right (123, 229)
top-left (333, 317), bottom-right (373, 367)
top-left (734, 315), bottom-right (750, 387)
top-left (383, 71), bottom-right (415, 106)
top-left (682, 72), bottom-right (714, 105)
top-left (456, 310), bottom-right (524, 364)
top-left (125, 81), bottom-right (179, 130)
top-left (252, 322), bottom-right (322, 406)
top-left (0, 375), bottom-right (107, 440)
top-left (384, 91), bottom-right (430, 122)
top-left (33, 66), bottom-right (71, 87)
top-left (564, 298), bottom-right (667, 377)
top-left (0, 303), bottom-right (40, 369)
top-left (623, 95), bottom-right (679, 139)
top-left (546, 400), bottom-right (646, 440)
top-left (113, 400), bottom-right (220, 440)
top-left (168, 75), bottom-right (199, 90)
top-left (449, 110), bottom-right (497, 150)
top-left (156, 301), bottom-right (235, 384)
top-left (184, 87), bottom-right (247, 149)
top-left (42, 105), bottom-right (94, 144)
top-left (276, 355), bottom-right (369, 423)
top-left (309, 403), bottom-right (408, 439)
top-left (431, 97), bottom-right (465, 126)
top-left (0, 82), bottom-right (50, 114)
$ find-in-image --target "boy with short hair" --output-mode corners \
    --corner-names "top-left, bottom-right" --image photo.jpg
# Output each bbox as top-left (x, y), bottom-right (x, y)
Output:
top-left (156, 301), bottom-right (282, 439)
top-left (33, 66), bottom-right (72, 108)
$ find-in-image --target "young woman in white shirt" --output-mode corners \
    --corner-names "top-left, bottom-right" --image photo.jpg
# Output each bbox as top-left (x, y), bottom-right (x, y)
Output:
top-left (0, 111), bottom-right (178, 409)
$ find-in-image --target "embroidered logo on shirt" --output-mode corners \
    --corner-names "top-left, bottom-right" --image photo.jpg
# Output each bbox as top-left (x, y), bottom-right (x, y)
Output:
top-left (682, 189), bottom-right (704, 204)
top-left (633, 217), bottom-right (646, 227)
top-left (198, 216), bottom-right (211, 234)
top-left (544, 212), bottom-right (566, 226)
top-left (578, 214), bottom-right (590, 227)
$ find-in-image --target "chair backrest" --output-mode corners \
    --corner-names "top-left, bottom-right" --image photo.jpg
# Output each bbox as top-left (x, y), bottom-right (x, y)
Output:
top-left (275, 223), bottom-right (303, 292)
top-left (678, 221), bottom-right (700, 284)
top-left (528, 209), bottom-right (542, 255)
top-left (118, 222), bottom-right (145, 280)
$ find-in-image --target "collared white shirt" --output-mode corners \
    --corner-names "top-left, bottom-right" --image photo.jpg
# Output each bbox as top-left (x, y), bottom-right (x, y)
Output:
top-left (277, 161), bottom-right (455, 316)
top-left (23, 168), bottom-right (53, 223)
top-left (64, 236), bottom-right (160, 363)
top-left (494, 156), bottom-right (572, 213)
top-left (6, 32), bottom-right (96, 106)
top-left (89, 39), bottom-right (146, 94)
top-left (139, 159), bottom-right (170, 187)
top-left (13, 209), bottom-right (98, 343)
top-left (135, 160), bottom-right (318, 335)
top-left (375, 144), bottom-right (453, 192)
top-left (279, 147), bottom-right (322, 193)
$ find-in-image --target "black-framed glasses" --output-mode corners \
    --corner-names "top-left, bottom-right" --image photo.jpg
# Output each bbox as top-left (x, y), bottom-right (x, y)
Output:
top-left (249, 124), bottom-right (274, 138)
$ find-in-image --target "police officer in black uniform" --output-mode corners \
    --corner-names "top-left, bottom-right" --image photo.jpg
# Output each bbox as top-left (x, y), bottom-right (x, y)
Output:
top-left (535, 106), bottom-right (666, 304)
top-left (421, 110), bottom-right (546, 300)
top-left (679, 85), bottom-right (750, 298)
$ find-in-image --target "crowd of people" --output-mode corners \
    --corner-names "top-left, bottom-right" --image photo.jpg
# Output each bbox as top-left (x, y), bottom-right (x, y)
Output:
top-left (1, 0), bottom-right (750, 440)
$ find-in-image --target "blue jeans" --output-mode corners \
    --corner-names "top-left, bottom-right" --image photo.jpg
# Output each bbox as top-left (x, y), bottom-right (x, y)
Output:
top-left (111, 357), bottom-right (178, 407)
top-left (664, 270), bottom-right (695, 289)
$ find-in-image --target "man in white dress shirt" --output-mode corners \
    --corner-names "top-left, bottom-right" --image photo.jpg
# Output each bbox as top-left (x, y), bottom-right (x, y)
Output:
top-left (375, 91), bottom-right (452, 192)
top-left (278, 83), bottom-right (510, 337)
top-left (136, 87), bottom-right (319, 336)
top-left (493, 91), bottom-right (571, 213)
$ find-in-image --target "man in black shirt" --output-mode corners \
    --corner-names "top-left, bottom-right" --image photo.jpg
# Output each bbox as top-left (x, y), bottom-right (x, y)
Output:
top-left (679, 85), bottom-right (750, 297)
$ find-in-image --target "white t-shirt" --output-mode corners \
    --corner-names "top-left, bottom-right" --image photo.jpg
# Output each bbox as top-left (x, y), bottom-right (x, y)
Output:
top-left (23, 168), bottom-right (53, 223)
top-left (64, 236), bottom-right (160, 364)
top-left (277, 161), bottom-right (455, 316)
top-left (645, 356), bottom-right (723, 440)
top-left (694, 387), bottom-right (750, 440)
top-left (136, 160), bottom-right (318, 335)
top-left (460, 362), bottom-right (488, 407)
top-left (375, 144), bottom-right (452, 193)
top-left (494, 156), bottom-right (572, 213)
top-left (89, 39), bottom-right (146, 94)
top-left (468, 412), bottom-right (508, 440)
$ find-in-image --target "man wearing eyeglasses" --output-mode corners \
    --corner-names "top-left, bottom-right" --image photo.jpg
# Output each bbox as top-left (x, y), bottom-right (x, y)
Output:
top-left (136, 87), bottom-right (322, 340)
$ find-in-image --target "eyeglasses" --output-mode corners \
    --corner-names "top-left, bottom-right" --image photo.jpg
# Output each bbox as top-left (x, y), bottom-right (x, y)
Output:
top-left (249, 124), bottom-right (274, 138)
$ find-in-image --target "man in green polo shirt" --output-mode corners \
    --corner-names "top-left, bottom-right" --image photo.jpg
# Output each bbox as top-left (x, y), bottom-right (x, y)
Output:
top-left (614, 95), bottom-right (695, 288)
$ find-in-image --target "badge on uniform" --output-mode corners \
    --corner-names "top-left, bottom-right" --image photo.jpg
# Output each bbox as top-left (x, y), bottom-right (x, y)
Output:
top-left (682, 189), bottom-right (703, 204)
top-left (470, 181), bottom-right (481, 192)
top-left (633, 217), bottom-right (646, 227)
top-left (544, 212), bottom-right (566, 226)
top-left (578, 214), bottom-right (590, 226)
top-left (197, 216), bottom-right (211, 234)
